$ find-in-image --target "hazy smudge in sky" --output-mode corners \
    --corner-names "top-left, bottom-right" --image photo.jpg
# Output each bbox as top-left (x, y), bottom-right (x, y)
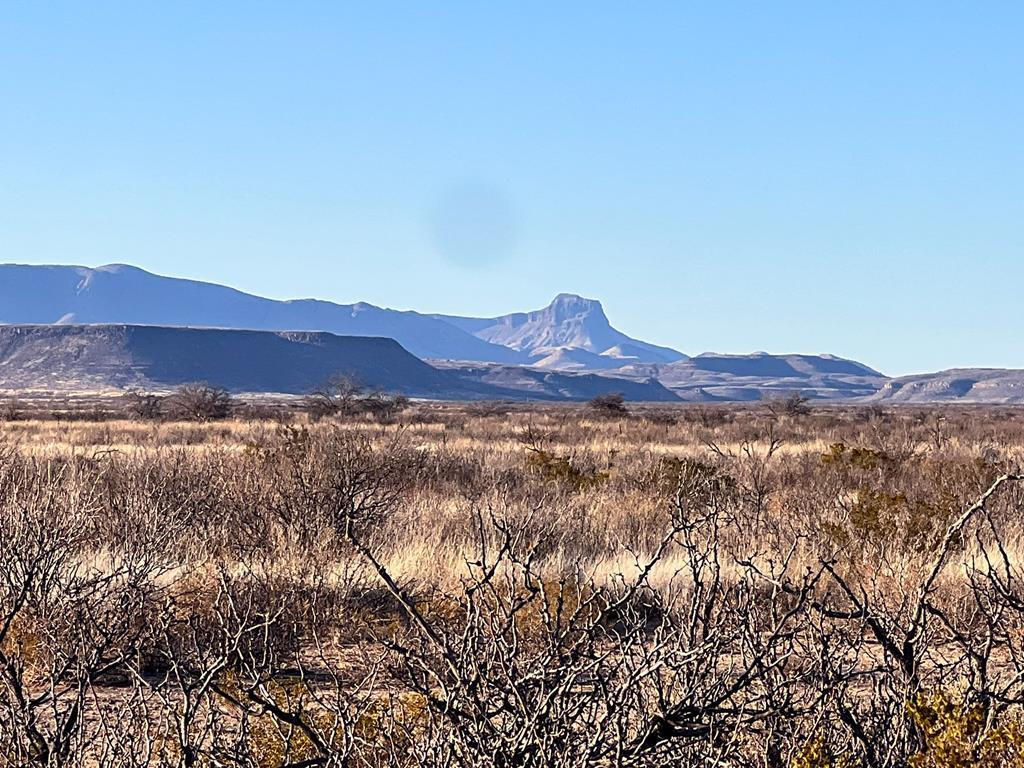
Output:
top-left (430, 181), bottom-right (519, 269)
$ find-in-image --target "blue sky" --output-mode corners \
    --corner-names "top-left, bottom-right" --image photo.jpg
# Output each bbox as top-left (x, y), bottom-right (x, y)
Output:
top-left (1, 2), bottom-right (1022, 376)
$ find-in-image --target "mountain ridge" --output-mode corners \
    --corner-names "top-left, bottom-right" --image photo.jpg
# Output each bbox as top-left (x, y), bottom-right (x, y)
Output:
top-left (866, 369), bottom-right (1024, 404)
top-left (0, 263), bottom-right (523, 364)
top-left (622, 353), bottom-right (887, 402)
top-left (0, 264), bottom-right (683, 369)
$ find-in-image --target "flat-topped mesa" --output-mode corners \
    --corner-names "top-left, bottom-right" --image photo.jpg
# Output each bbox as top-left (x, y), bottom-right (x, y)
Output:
top-left (546, 293), bottom-right (609, 324)
top-left (0, 323), bottom-right (681, 402)
top-left (0, 324), bottom-right (466, 397)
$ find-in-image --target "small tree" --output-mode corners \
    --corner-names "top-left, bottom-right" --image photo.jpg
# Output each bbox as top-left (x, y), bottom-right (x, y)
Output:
top-left (588, 392), bottom-right (628, 417)
top-left (767, 391), bottom-right (812, 418)
top-left (0, 399), bottom-right (21, 422)
top-left (304, 374), bottom-right (409, 423)
top-left (360, 392), bottom-right (410, 423)
top-left (121, 389), bottom-right (164, 420)
top-left (304, 374), bottom-right (366, 421)
top-left (163, 384), bottom-right (234, 422)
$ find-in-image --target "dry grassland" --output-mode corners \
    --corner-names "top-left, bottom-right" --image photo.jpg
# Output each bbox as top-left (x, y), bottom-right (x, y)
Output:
top-left (2, 400), bottom-right (1024, 766)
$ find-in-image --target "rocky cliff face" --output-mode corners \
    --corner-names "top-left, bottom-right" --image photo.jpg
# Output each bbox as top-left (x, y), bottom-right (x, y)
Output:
top-left (433, 293), bottom-right (686, 367)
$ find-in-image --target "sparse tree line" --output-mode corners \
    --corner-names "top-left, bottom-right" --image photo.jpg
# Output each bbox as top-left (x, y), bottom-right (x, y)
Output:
top-left (116, 375), bottom-right (411, 423)
top-left (5, 380), bottom-right (807, 425)
top-left (302, 374), bottom-right (410, 422)
top-left (123, 384), bottom-right (235, 421)
top-left (0, 407), bottom-right (1024, 765)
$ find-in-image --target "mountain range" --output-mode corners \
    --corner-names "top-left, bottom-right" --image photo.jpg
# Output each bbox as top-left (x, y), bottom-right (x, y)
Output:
top-left (0, 264), bottom-right (676, 369)
top-left (1, 262), bottom-right (1023, 403)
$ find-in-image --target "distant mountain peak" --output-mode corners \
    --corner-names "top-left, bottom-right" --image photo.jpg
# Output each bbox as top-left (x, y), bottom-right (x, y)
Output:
top-left (543, 293), bottom-right (609, 325)
top-left (550, 292), bottom-right (599, 306)
top-left (434, 293), bottom-right (686, 368)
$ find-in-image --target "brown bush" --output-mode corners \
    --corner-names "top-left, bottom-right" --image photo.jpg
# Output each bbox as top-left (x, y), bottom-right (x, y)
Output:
top-left (162, 383), bottom-right (234, 421)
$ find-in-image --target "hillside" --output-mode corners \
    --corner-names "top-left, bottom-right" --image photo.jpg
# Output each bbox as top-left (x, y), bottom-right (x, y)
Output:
top-left (0, 324), bottom-right (482, 397)
top-left (434, 362), bottom-right (680, 402)
top-left (867, 369), bottom-right (1024, 404)
top-left (0, 264), bottom-right (523, 364)
top-left (615, 352), bottom-right (886, 401)
top-left (0, 325), bottom-right (680, 401)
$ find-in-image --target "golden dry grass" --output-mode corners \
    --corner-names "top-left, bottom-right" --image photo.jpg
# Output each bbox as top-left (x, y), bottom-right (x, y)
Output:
top-left (4, 400), bottom-right (1024, 765)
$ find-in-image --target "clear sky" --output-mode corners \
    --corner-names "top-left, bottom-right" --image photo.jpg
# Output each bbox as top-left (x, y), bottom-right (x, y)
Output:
top-left (2, 2), bottom-right (1022, 376)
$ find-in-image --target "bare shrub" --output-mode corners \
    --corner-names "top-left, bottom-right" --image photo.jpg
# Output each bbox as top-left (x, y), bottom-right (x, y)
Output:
top-left (121, 389), bottom-right (164, 420)
top-left (0, 399), bottom-right (22, 422)
top-left (162, 383), bottom-right (234, 421)
top-left (766, 391), bottom-right (813, 417)
top-left (303, 373), bottom-right (366, 420)
top-left (304, 374), bottom-right (410, 423)
top-left (588, 392), bottom-right (629, 417)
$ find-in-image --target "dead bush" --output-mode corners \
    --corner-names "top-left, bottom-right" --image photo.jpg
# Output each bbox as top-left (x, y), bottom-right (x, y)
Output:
top-left (163, 383), bottom-right (234, 421)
